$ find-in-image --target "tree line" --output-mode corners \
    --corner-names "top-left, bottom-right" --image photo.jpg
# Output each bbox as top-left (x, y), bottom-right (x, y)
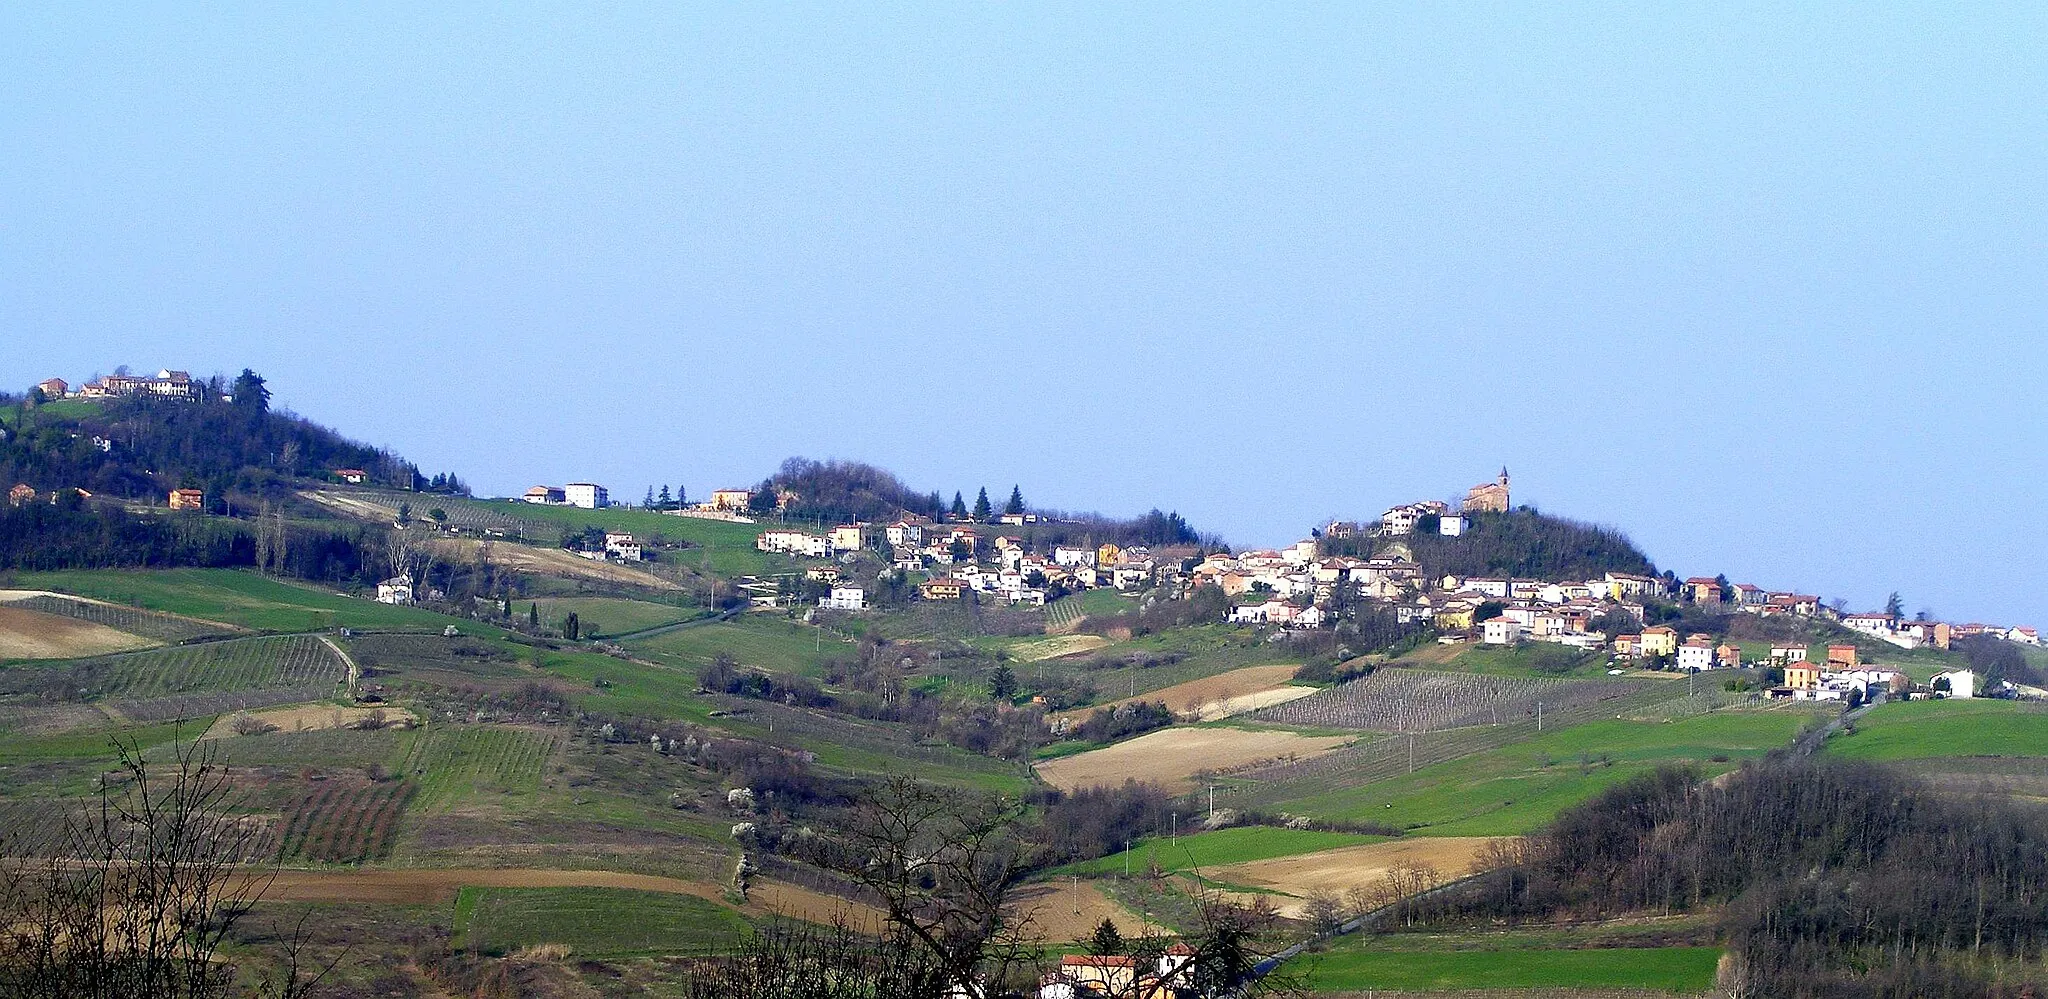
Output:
top-left (1423, 757), bottom-right (2048, 997)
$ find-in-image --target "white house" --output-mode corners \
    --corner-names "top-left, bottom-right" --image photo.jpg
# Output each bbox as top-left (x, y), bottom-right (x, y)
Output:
top-left (1052, 546), bottom-right (1094, 568)
top-left (757, 531), bottom-right (832, 558)
top-left (1481, 617), bottom-right (1522, 645)
top-left (604, 531), bottom-right (642, 562)
top-left (1932, 669), bottom-right (1977, 699)
top-left (2008, 626), bottom-right (2040, 646)
top-left (1677, 637), bottom-right (1716, 673)
top-left (885, 521), bottom-right (924, 547)
top-left (819, 584), bottom-right (866, 612)
top-left (522, 485), bottom-right (566, 505)
top-left (1438, 512), bottom-right (1466, 536)
top-left (375, 575), bottom-right (414, 605)
top-left (1771, 643), bottom-right (1809, 663)
top-left (564, 483), bottom-right (608, 509)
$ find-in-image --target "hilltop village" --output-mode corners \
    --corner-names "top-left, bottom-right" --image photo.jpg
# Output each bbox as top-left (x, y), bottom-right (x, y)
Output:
top-left (511, 466), bottom-right (2035, 706)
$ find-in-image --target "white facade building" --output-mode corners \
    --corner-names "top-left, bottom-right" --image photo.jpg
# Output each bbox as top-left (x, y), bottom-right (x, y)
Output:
top-left (564, 483), bottom-right (609, 509)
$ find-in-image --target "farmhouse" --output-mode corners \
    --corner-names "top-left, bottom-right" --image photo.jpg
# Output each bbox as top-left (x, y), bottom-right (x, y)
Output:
top-left (167, 488), bottom-right (205, 511)
top-left (563, 483), bottom-right (608, 509)
top-left (1683, 578), bottom-right (1722, 603)
top-left (35, 378), bottom-right (67, 399)
top-left (335, 468), bottom-right (368, 485)
top-left (522, 485), bottom-right (566, 505)
top-left (1481, 616), bottom-right (1522, 645)
top-left (1932, 669), bottom-right (1977, 699)
top-left (819, 584), bottom-right (866, 612)
top-left (375, 575), bottom-right (415, 605)
top-left (603, 531), bottom-right (642, 562)
top-left (706, 488), bottom-right (753, 512)
top-left (919, 577), bottom-right (966, 601)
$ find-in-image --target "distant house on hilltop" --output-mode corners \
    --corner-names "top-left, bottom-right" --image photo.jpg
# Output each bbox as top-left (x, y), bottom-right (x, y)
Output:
top-left (167, 488), bottom-right (205, 511)
top-left (706, 488), bottom-right (753, 512)
top-left (563, 483), bottom-right (608, 509)
top-left (35, 378), bottom-right (67, 399)
top-left (335, 468), bottom-right (368, 485)
top-left (7, 484), bottom-right (35, 507)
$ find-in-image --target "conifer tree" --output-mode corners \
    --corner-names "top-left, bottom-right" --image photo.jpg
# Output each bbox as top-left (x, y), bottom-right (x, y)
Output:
top-left (972, 488), bottom-right (992, 523)
top-left (1004, 485), bottom-right (1025, 516)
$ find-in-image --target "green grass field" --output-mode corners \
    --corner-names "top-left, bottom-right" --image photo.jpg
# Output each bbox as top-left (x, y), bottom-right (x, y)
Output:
top-left (1827, 699), bottom-right (2048, 762)
top-left (625, 614), bottom-right (839, 679)
top-left (14, 569), bottom-right (467, 633)
top-left (442, 497), bottom-right (781, 576)
top-left (1444, 642), bottom-right (1606, 677)
top-left (455, 886), bottom-right (748, 957)
top-left (1275, 709), bottom-right (1811, 835)
top-left (1076, 588), bottom-right (1139, 617)
top-left (530, 596), bottom-right (699, 637)
top-left (1057, 827), bottom-right (1387, 877)
top-left (398, 725), bottom-right (559, 812)
top-left (1305, 945), bottom-right (1722, 993)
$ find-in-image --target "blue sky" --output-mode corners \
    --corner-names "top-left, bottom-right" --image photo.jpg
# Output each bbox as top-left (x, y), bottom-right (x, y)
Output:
top-left (4, 5), bottom-right (2044, 625)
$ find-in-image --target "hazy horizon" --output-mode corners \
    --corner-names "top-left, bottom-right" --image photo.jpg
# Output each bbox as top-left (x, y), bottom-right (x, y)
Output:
top-left (7, 6), bottom-right (2045, 626)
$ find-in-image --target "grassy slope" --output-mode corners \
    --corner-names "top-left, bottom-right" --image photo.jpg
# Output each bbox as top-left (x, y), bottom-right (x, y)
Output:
top-left (1056, 827), bottom-right (1387, 877)
top-left (456, 885), bottom-right (748, 957)
top-left (626, 615), bottom-right (839, 679)
top-left (1826, 699), bottom-right (2048, 761)
top-left (15, 569), bottom-right (467, 632)
top-left (442, 496), bottom-right (780, 576)
top-left (1276, 709), bottom-right (1813, 835)
top-left (1305, 945), bottom-right (1721, 993)
top-left (529, 596), bottom-right (698, 637)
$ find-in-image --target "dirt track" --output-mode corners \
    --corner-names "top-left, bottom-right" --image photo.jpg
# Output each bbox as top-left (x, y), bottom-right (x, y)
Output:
top-left (0, 605), bottom-right (155, 660)
top-left (247, 867), bottom-right (878, 925)
top-left (1055, 664), bottom-right (1315, 724)
top-left (1034, 726), bottom-right (1351, 794)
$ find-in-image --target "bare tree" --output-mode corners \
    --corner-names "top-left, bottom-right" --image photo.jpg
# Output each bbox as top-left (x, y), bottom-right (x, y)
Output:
top-left (0, 738), bottom-right (333, 998)
top-left (834, 776), bottom-right (1041, 996)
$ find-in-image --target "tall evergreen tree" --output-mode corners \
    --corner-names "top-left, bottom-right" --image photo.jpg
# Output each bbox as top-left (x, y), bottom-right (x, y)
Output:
top-left (658, 485), bottom-right (672, 509)
top-left (972, 487), bottom-right (992, 523)
top-left (950, 491), bottom-right (968, 520)
top-left (229, 369), bottom-right (271, 415)
top-left (1004, 485), bottom-right (1025, 516)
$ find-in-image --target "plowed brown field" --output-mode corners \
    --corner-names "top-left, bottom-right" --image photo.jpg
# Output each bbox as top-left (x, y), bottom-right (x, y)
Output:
top-left (1054, 664), bottom-right (1314, 724)
top-left (1035, 726), bottom-right (1351, 793)
top-left (0, 605), bottom-right (153, 660)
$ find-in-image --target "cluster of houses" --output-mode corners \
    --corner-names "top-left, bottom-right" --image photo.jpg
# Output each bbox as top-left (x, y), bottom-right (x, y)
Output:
top-left (35, 369), bottom-right (198, 402)
top-left (756, 514), bottom-right (1173, 612)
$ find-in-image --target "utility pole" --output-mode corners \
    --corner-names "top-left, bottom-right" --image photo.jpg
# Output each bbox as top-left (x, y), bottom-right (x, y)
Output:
top-left (1537, 701), bottom-right (1543, 731)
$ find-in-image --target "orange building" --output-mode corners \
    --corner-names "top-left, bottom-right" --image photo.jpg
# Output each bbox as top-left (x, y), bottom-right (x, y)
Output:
top-left (168, 488), bottom-right (205, 511)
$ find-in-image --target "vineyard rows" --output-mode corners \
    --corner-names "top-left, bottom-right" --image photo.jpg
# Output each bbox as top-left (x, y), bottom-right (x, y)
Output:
top-left (277, 778), bottom-right (415, 862)
top-left (12, 635), bottom-right (348, 703)
top-left (1253, 670), bottom-right (1649, 732)
top-left (114, 685), bottom-right (332, 723)
top-left (1044, 599), bottom-right (1083, 630)
top-left (400, 725), bottom-right (560, 812)
top-left (7, 594), bottom-right (229, 643)
top-left (1224, 682), bottom-right (1688, 808)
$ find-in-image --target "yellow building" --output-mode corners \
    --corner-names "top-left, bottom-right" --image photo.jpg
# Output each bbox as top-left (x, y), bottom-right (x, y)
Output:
top-left (168, 488), bottom-right (205, 511)
top-left (1639, 626), bottom-right (1678, 657)
top-left (1096, 543), bottom-right (1122, 569)
top-left (1785, 661), bottom-right (1823, 690)
top-left (1434, 605), bottom-right (1476, 631)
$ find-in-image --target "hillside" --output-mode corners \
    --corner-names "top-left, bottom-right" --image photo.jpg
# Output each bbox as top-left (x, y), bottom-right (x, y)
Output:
top-left (1331, 508), bottom-right (1659, 581)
